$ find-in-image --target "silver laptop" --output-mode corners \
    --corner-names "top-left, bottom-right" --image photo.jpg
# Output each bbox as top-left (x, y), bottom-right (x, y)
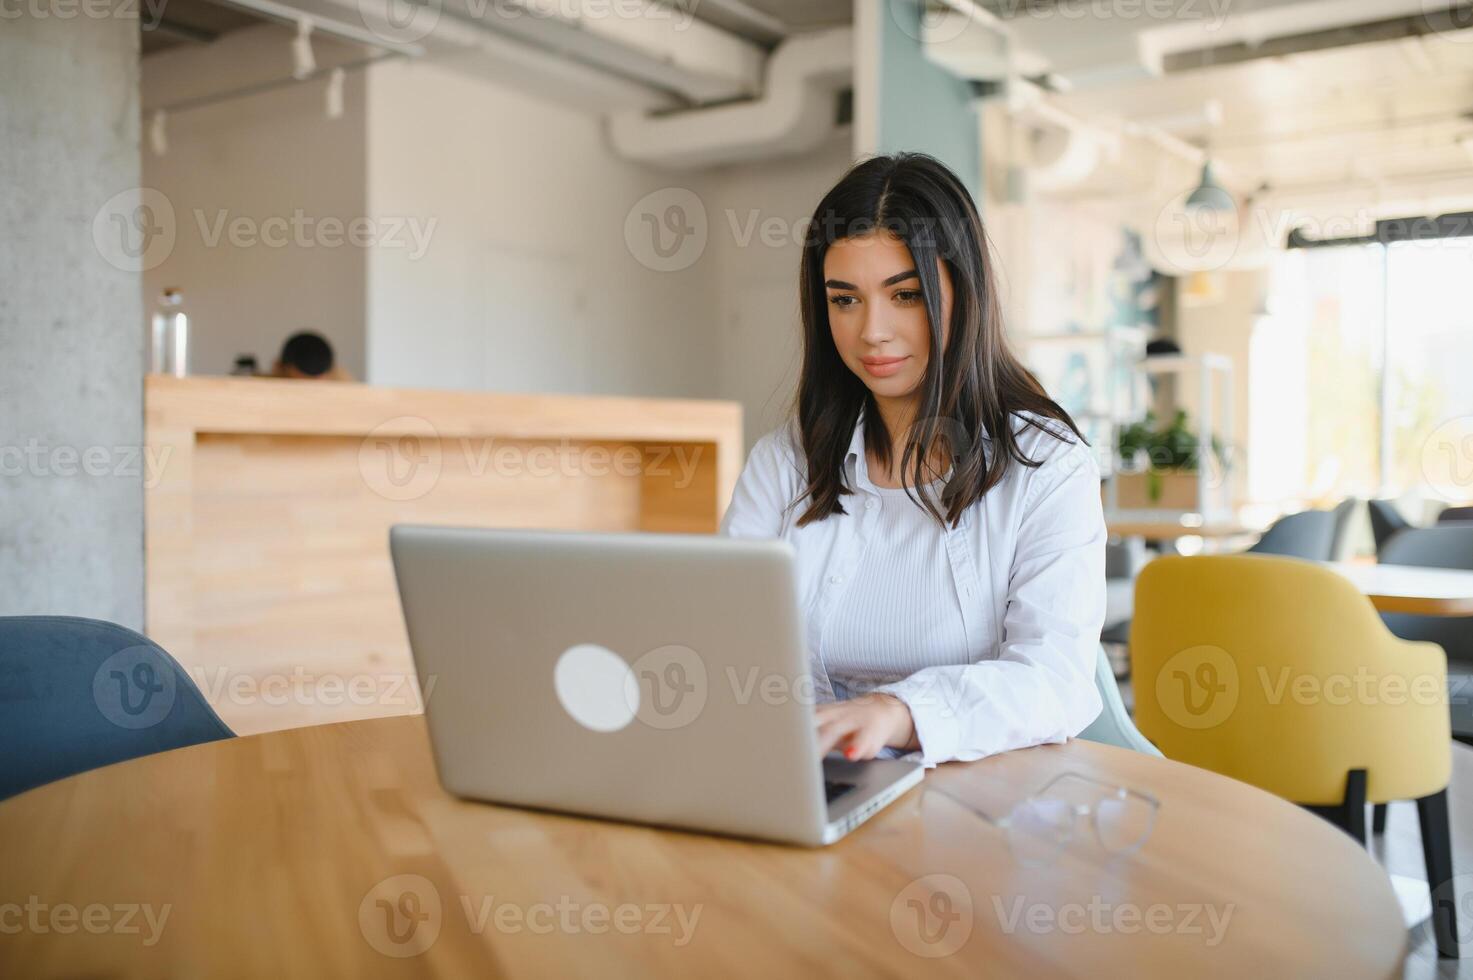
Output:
top-left (390, 525), bottom-right (922, 846)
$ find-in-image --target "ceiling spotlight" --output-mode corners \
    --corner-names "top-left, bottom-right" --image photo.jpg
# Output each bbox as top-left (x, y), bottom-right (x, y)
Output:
top-left (149, 109), bottom-right (167, 156)
top-left (292, 18), bottom-right (316, 80)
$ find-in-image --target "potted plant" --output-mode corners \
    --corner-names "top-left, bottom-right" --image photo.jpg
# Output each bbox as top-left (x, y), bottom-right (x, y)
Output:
top-left (1114, 410), bottom-right (1227, 509)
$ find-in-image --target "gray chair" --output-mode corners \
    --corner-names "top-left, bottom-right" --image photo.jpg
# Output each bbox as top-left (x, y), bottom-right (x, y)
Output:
top-left (1077, 643), bottom-right (1162, 757)
top-left (1328, 497), bottom-right (1358, 559)
top-left (0, 616), bottom-right (233, 800)
top-left (1369, 499), bottom-right (1413, 554)
top-left (1377, 528), bottom-right (1473, 673)
top-left (1248, 499), bottom-right (1357, 561)
top-left (1371, 525), bottom-right (1473, 832)
top-left (1437, 505), bottom-right (1473, 524)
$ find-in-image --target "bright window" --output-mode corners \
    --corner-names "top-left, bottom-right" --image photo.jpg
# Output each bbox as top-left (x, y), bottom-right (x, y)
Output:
top-left (1259, 234), bottom-right (1473, 507)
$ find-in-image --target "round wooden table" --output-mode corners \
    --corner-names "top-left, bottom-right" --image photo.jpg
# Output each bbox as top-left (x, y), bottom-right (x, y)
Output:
top-left (0, 715), bottom-right (1408, 977)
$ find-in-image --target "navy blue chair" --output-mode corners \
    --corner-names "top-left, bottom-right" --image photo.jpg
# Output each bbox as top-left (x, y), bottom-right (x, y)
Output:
top-left (0, 616), bottom-right (232, 800)
top-left (1437, 505), bottom-right (1473, 525)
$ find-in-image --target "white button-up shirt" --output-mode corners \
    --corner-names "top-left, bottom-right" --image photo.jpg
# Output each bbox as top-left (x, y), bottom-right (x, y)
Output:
top-left (718, 406), bottom-right (1106, 767)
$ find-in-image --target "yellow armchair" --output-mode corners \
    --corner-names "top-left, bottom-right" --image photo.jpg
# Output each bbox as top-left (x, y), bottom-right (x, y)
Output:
top-left (1130, 553), bottom-right (1458, 958)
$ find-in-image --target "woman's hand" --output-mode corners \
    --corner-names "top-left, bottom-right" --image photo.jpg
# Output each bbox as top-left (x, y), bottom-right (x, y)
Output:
top-left (814, 694), bottom-right (919, 760)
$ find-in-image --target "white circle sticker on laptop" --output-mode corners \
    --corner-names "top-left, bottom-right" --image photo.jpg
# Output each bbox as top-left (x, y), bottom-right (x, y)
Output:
top-left (554, 643), bottom-right (638, 733)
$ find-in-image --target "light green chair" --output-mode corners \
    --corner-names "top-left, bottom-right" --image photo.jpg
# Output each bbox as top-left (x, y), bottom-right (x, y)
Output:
top-left (1077, 643), bottom-right (1162, 757)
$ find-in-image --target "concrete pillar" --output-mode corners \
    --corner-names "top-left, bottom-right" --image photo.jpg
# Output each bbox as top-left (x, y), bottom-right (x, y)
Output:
top-left (1, 12), bottom-right (145, 629)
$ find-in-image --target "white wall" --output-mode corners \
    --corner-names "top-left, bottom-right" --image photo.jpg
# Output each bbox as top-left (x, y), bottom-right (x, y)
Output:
top-left (702, 132), bottom-right (855, 453)
top-left (363, 58), bottom-right (718, 399)
top-left (140, 35), bottom-right (858, 450)
top-left (141, 25), bottom-right (368, 378)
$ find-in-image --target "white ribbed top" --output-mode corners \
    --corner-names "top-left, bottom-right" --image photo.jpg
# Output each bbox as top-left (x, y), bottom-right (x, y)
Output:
top-left (822, 474), bottom-right (975, 696)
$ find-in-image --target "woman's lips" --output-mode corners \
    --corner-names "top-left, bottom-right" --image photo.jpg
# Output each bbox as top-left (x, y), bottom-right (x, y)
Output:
top-left (860, 356), bottom-right (909, 378)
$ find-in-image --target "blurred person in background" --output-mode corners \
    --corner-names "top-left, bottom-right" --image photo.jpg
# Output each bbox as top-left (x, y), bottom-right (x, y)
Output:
top-left (272, 331), bottom-right (353, 381)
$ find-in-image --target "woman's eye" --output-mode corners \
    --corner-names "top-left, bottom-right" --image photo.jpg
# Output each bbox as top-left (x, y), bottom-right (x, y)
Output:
top-left (894, 289), bottom-right (922, 305)
top-left (828, 295), bottom-right (858, 309)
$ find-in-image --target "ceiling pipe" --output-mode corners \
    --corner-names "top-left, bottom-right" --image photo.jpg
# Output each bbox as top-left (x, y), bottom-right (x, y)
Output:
top-left (606, 27), bottom-right (852, 169)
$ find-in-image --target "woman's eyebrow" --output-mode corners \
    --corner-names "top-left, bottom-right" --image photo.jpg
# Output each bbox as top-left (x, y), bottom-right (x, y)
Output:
top-left (824, 269), bottom-right (919, 290)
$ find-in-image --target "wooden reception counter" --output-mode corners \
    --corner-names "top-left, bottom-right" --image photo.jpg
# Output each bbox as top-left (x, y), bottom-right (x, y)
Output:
top-left (144, 376), bottom-right (743, 735)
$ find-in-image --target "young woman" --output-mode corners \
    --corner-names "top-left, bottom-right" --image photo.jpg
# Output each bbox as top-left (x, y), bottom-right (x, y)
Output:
top-left (720, 153), bottom-right (1106, 768)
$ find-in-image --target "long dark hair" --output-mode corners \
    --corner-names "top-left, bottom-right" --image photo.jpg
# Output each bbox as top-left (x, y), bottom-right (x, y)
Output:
top-left (790, 152), bottom-right (1084, 529)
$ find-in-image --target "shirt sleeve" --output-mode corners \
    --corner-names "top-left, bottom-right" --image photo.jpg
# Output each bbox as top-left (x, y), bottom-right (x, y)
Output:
top-left (719, 428), bottom-right (841, 702)
top-left (876, 436), bottom-right (1106, 767)
top-left (719, 429), bottom-right (798, 540)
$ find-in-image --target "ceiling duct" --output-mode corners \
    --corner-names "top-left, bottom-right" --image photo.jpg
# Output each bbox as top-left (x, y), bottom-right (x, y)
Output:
top-left (607, 27), bottom-right (852, 169)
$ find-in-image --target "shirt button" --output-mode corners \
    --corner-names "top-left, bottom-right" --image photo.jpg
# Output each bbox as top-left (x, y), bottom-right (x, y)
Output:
top-left (829, 574), bottom-right (843, 585)
top-left (865, 498), bottom-right (877, 510)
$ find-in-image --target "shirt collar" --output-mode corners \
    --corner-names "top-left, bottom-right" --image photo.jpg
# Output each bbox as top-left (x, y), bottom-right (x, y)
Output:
top-left (845, 405), bottom-right (992, 490)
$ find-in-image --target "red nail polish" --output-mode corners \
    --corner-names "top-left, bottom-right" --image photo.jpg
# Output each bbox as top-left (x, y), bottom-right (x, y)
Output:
top-left (844, 746), bottom-right (858, 760)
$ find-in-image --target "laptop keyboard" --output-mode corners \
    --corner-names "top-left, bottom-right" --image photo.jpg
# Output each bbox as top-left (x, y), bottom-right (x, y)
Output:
top-left (824, 780), bottom-right (857, 804)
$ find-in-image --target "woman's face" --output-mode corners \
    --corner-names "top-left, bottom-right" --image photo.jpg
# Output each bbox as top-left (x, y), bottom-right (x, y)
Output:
top-left (823, 232), bottom-right (952, 400)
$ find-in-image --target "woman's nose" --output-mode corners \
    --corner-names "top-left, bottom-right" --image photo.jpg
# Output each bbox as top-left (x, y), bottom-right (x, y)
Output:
top-left (858, 306), bottom-right (893, 345)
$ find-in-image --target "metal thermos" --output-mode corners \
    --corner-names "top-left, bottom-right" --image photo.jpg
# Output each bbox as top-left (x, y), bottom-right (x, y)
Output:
top-left (150, 288), bottom-right (189, 377)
